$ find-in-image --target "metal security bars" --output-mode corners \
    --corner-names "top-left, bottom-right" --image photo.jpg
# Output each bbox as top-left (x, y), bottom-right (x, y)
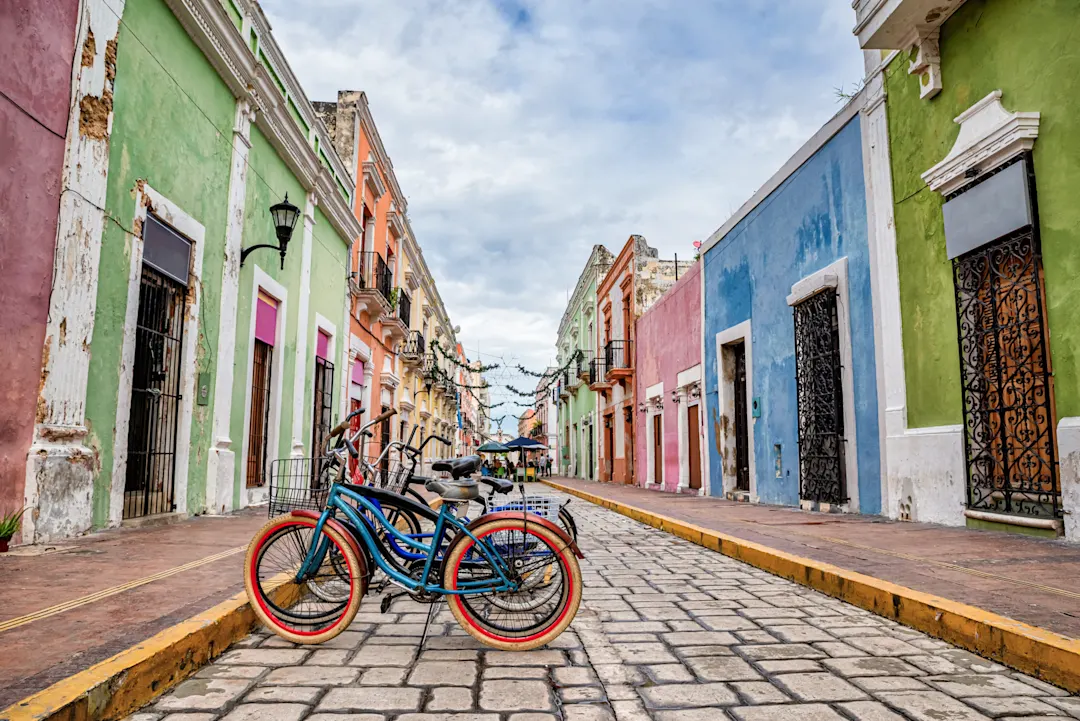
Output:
top-left (397, 289), bottom-right (412, 327)
top-left (953, 228), bottom-right (1060, 519)
top-left (793, 290), bottom-right (848, 505)
top-left (247, 340), bottom-right (274, 487)
top-left (123, 266), bottom-right (186, 519)
top-left (311, 356), bottom-right (335, 465)
top-left (575, 350), bottom-right (593, 380)
top-left (357, 251), bottom-right (393, 305)
top-left (605, 340), bottom-right (633, 370)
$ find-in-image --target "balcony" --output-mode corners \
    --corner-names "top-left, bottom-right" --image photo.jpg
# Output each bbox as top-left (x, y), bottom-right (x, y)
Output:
top-left (382, 287), bottom-right (409, 345)
top-left (605, 340), bottom-right (633, 384)
top-left (397, 289), bottom-right (412, 329)
top-left (576, 350), bottom-right (593, 382)
top-left (401, 331), bottom-right (426, 367)
top-left (853, 0), bottom-right (966, 49)
top-left (559, 381), bottom-right (571, 400)
top-left (588, 357), bottom-right (610, 391)
top-left (351, 251), bottom-right (393, 321)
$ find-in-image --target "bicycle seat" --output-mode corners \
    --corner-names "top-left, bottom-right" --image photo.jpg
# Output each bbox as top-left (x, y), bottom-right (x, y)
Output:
top-left (431, 455), bottom-right (481, 480)
top-left (425, 478), bottom-right (480, 502)
top-left (480, 477), bottom-right (514, 494)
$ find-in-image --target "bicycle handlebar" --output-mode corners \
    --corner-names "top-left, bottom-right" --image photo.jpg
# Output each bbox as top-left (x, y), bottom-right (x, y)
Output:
top-left (371, 407), bottom-right (398, 425)
top-left (329, 407), bottom-right (365, 437)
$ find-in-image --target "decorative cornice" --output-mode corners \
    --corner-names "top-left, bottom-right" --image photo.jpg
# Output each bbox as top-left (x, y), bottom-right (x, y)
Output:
top-left (362, 160), bottom-right (386, 201)
top-left (922, 91), bottom-right (1040, 196)
top-left (387, 209), bottom-right (406, 240)
top-left (167, 0), bottom-right (360, 251)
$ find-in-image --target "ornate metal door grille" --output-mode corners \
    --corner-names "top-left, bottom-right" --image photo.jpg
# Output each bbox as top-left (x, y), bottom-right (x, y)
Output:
top-left (733, 342), bottom-right (751, 492)
top-left (793, 291), bottom-right (847, 504)
top-left (124, 266), bottom-right (186, 519)
top-left (247, 340), bottom-right (273, 487)
top-left (953, 228), bottom-right (1059, 519)
top-left (311, 356), bottom-right (335, 485)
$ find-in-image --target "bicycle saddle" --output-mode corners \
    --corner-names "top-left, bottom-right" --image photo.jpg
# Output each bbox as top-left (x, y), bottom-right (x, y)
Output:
top-left (431, 455), bottom-right (481, 480)
top-left (425, 478), bottom-right (480, 502)
top-left (481, 477), bottom-right (514, 494)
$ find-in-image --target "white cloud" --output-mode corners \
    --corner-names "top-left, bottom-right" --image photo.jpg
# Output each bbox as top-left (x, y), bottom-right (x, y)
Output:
top-left (261, 0), bottom-right (864, 429)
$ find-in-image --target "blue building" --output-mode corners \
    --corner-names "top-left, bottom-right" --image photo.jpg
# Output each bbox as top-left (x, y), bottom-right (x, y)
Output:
top-left (701, 98), bottom-right (881, 514)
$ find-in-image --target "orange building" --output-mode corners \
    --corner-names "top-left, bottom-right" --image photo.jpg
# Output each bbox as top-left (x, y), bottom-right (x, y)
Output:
top-left (316, 92), bottom-right (411, 460)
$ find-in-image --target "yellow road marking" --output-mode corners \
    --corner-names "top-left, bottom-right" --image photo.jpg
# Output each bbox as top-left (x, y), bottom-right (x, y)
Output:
top-left (0, 545), bottom-right (246, 634)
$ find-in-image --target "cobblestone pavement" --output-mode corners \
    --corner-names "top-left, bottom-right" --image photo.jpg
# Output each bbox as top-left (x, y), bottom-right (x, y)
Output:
top-left (129, 494), bottom-right (1080, 721)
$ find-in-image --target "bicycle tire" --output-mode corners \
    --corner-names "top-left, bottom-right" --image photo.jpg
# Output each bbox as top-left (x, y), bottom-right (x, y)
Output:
top-left (245, 514), bottom-right (365, 645)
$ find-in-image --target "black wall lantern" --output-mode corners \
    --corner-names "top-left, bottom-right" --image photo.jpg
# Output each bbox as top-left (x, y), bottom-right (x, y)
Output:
top-left (241, 194), bottom-right (300, 269)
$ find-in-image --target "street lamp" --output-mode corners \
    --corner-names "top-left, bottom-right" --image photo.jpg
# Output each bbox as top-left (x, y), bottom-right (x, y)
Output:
top-left (241, 194), bottom-right (300, 269)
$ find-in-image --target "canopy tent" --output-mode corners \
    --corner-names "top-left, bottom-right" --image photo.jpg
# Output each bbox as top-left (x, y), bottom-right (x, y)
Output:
top-left (477, 441), bottom-right (511, 453)
top-left (504, 436), bottom-right (549, 480)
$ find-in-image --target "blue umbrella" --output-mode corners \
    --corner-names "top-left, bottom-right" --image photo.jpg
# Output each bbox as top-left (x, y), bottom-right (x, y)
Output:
top-left (504, 436), bottom-right (548, 479)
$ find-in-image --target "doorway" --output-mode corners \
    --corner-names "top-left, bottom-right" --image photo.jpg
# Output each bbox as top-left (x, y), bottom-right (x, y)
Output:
top-left (688, 403), bottom-right (702, 491)
top-left (603, 414), bottom-right (614, 482)
top-left (652, 413), bottom-right (663, 487)
top-left (311, 341), bottom-right (335, 484)
top-left (123, 266), bottom-right (187, 519)
top-left (793, 290), bottom-right (847, 504)
top-left (732, 343), bottom-right (750, 492)
top-left (246, 339), bottom-right (274, 488)
top-left (587, 424), bottom-right (594, 480)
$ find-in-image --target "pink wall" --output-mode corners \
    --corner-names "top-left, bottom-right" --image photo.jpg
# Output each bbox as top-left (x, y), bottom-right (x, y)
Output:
top-left (634, 262), bottom-right (702, 491)
top-left (0, 0), bottom-right (79, 519)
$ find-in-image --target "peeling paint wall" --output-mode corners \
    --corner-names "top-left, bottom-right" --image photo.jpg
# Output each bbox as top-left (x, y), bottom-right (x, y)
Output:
top-left (0, 0), bottom-right (80, 522)
top-left (634, 262), bottom-right (702, 491)
top-left (702, 116), bottom-right (881, 511)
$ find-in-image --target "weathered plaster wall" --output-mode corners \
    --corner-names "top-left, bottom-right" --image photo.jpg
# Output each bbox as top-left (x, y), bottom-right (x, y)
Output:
top-left (886, 0), bottom-right (1080, 427)
top-left (634, 262), bottom-right (702, 491)
top-left (86, 0), bottom-right (233, 526)
top-left (703, 117), bottom-right (881, 510)
top-left (0, 0), bottom-right (79, 517)
top-left (228, 123), bottom-right (306, 504)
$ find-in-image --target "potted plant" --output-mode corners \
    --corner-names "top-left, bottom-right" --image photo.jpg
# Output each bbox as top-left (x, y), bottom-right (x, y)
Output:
top-left (0, 508), bottom-right (26, 552)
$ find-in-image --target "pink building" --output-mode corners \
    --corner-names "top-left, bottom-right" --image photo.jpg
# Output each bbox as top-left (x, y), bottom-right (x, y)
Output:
top-left (634, 261), bottom-right (704, 494)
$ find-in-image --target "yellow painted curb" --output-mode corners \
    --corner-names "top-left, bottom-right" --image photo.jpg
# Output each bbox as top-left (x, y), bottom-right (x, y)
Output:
top-left (543, 479), bottom-right (1080, 692)
top-left (0, 582), bottom-right (299, 721)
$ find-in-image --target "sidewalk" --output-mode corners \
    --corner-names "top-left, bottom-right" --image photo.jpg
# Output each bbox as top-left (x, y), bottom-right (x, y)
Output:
top-left (0, 508), bottom-right (266, 708)
top-left (545, 477), bottom-right (1080, 640)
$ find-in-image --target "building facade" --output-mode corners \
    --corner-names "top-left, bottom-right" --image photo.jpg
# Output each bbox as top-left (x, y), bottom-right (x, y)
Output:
top-left (0, 0), bottom-right (81, 537)
top-left (701, 101), bottom-right (881, 513)
top-left (854, 0), bottom-right (1080, 540)
top-left (536, 370), bottom-right (559, 464)
top-left (634, 261), bottom-right (704, 494)
top-left (556, 245), bottom-right (613, 479)
top-left (23, 0), bottom-right (361, 543)
top-left (591, 235), bottom-right (692, 485)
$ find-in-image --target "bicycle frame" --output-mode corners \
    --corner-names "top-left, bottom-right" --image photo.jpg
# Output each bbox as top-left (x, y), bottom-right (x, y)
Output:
top-left (298, 482), bottom-right (518, 596)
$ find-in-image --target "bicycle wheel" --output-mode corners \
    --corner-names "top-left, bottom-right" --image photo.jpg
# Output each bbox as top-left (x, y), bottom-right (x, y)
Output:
top-left (442, 516), bottom-right (581, 651)
top-left (245, 514), bottom-right (365, 644)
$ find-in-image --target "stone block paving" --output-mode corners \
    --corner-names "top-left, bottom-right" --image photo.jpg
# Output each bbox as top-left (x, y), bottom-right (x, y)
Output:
top-left (128, 494), bottom-right (1079, 721)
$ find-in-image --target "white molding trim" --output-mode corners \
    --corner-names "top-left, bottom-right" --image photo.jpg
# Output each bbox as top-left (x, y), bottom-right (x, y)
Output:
top-left (922, 91), bottom-right (1040, 196)
top-left (290, 192), bottom-right (316, 458)
top-left (787, 257), bottom-right (860, 512)
top-left (677, 364), bottom-right (702, 389)
top-left (239, 267), bottom-right (288, 506)
top-left (715, 320), bottom-right (756, 501)
top-left (646, 382), bottom-right (664, 400)
top-left (699, 256), bottom-right (710, 498)
top-left (363, 160), bottom-right (387, 201)
top-left (108, 183), bottom-right (206, 525)
top-left (206, 98), bottom-right (255, 515)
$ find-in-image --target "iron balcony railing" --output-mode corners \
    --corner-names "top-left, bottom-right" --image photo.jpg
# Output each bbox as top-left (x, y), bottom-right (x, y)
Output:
top-left (356, 251), bottom-right (393, 305)
top-left (575, 350), bottom-right (593, 380)
top-left (588, 357), bottom-right (608, 385)
top-left (401, 330), bottom-right (425, 361)
top-left (605, 340), bottom-right (633, 371)
top-left (396, 288), bottom-right (412, 327)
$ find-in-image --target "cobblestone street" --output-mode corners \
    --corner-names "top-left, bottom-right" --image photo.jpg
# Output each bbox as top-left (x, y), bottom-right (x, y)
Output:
top-left (129, 495), bottom-right (1080, 721)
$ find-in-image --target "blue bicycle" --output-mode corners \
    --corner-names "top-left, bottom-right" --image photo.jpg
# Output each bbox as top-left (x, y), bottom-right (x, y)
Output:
top-left (245, 409), bottom-right (584, 649)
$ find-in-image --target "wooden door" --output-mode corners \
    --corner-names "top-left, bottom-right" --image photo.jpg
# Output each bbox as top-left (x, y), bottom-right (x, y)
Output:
top-left (653, 414), bottom-right (663, 486)
top-left (688, 404), bottom-right (702, 490)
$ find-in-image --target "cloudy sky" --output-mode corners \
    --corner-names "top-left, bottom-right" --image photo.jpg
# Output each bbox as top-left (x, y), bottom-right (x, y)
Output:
top-left (261, 0), bottom-right (865, 432)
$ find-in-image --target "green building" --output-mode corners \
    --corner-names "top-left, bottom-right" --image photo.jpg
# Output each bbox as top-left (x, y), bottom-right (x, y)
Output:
top-left (855, 0), bottom-right (1080, 541)
top-left (555, 245), bottom-right (613, 480)
top-left (23, 0), bottom-right (361, 542)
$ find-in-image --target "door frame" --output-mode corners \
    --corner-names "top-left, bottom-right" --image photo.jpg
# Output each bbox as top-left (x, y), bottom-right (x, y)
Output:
top-left (109, 184), bottom-right (205, 525)
top-left (239, 267), bottom-right (288, 505)
top-left (715, 320), bottom-right (756, 501)
top-left (787, 256), bottom-right (860, 512)
top-left (687, 399), bottom-right (703, 491)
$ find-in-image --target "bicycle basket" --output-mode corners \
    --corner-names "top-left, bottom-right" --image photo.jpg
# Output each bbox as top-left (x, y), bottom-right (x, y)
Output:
top-left (493, 494), bottom-right (561, 522)
top-left (359, 448), bottom-right (415, 494)
top-left (267, 456), bottom-right (336, 517)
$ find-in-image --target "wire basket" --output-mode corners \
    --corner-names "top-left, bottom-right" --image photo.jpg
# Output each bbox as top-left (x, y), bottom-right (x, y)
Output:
top-left (359, 449), bottom-right (416, 494)
top-left (492, 494), bottom-right (562, 522)
top-left (267, 456), bottom-right (337, 517)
